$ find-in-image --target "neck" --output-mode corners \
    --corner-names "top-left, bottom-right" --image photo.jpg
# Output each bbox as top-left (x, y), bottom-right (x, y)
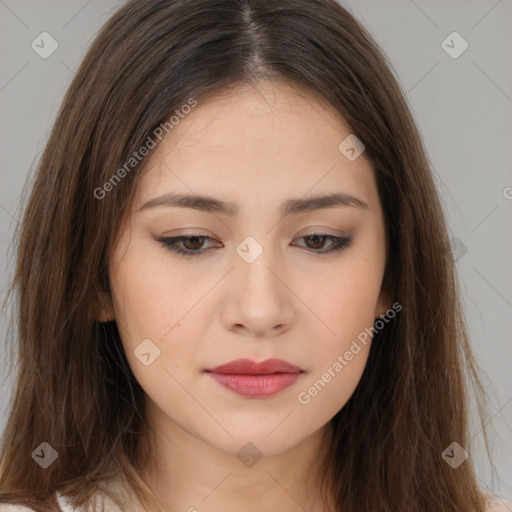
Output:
top-left (136, 405), bottom-right (334, 512)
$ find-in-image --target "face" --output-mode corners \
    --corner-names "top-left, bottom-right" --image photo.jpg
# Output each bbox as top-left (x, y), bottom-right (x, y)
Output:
top-left (102, 80), bottom-right (389, 458)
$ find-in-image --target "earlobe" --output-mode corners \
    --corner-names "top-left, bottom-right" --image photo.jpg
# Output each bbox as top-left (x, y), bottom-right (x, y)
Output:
top-left (374, 288), bottom-right (393, 319)
top-left (97, 292), bottom-right (115, 322)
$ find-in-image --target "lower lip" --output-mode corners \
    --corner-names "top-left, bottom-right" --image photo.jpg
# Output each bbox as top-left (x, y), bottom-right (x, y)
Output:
top-left (206, 372), bottom-right (302, 398)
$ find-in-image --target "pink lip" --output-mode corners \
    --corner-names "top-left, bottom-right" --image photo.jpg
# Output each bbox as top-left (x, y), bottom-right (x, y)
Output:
top-left (205, 358), bottom-right (304, 398)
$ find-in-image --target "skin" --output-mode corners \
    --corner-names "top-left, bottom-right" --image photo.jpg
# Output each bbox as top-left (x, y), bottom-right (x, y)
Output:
top-left (100, 80), bottom-right (390, 512)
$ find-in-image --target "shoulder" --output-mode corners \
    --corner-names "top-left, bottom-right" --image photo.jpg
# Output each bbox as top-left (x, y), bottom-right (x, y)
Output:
top-left (485, 496), bottom-right (512, 512)
top-left (0, 478), bottom-right (131, 512)
top-left (0, 492), bottom-right (73, 512)
top-left (0, 504), bottom-right (36, 512)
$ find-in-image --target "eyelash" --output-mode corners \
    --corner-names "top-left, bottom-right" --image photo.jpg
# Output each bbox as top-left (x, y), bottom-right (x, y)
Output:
top-left (155, 233), bottom-right (353, 257)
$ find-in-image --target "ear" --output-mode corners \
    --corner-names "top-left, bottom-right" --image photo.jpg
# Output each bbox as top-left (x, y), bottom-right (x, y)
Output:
top-left (374, 286), bottom-right (393, 319)
top-left (97, 292), bottom-right (115, 322)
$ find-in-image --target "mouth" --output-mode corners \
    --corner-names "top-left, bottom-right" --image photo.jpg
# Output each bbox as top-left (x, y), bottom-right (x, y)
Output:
top-left (205, 358), bottom-right (305, 398)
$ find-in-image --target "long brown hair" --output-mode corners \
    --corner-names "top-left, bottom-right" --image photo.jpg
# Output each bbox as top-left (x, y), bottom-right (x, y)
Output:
top-left (0, 0), bottom-right (493, 510)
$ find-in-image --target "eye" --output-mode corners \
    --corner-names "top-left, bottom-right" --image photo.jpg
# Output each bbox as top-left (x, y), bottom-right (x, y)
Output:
top-left (292, 233), bottom-right (353, 254)
top-left (155, 235), bottom-right (220, 257)
top-left (155, 232), bottom-right (353, 257)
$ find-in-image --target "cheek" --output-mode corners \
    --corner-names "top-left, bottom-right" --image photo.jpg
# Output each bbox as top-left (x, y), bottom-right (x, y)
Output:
top-left (295, 255), bottom-right (382, 407)
top-left (302, 258), bottom-right (384, 345)
top-left (109, 245), bottom-right (204, 376)
top-left (110, 245), bottom-right (190, 339)
top-left (296, 270), bottom-right (378, 414)
top-left (296, 345), bottom-right (370, 423)
top-left (109, 262), bottom-right (200, 413)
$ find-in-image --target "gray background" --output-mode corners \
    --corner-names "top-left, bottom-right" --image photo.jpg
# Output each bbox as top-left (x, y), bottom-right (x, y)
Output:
top-left (0, 0), bottom-right (511, 503)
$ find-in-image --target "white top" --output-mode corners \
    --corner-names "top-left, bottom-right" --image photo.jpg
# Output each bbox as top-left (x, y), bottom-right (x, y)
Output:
top-left (0, 493), bottom-right (72, 512)
top-left (0, 490), bottom-right (124, 512)
top-left (1, 493), bottom-right (511, 511)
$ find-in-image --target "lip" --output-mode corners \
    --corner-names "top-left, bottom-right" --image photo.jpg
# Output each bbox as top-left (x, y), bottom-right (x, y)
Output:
top-left (208, 358), bottom-right (303, 375)
top-left (205, 358), bottom-right (305, 398)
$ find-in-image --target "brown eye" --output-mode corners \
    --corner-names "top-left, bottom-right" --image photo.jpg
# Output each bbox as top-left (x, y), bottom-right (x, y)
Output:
top-left (181, 236), bottom-right (207, 251)
top-left (303, 234), bottom-right (331, 250)
top-left (156, 233), bottom-right (352, 257)
top-left (156, 235), bottom-right (221, 256)
top-left (293, 233), bottom-right (353, 255)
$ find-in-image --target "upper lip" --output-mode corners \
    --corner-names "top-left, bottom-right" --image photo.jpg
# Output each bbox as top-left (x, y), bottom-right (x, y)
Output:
top-left (206, 358), bottom-right (304, 375)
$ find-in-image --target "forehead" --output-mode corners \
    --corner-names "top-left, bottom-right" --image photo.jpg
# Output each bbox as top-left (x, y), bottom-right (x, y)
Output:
top-left (134, 80), bottom-right (377, 211)
top-left (157, 80), bottom-right (347, 153)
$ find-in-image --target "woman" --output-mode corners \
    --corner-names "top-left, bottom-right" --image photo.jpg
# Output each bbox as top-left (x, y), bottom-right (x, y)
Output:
top-left (0, 0), bottom-right (507, 510)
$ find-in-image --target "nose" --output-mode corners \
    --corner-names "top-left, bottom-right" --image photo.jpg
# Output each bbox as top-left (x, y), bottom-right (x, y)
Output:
top-left (220, 247), bottom-right (296, 338)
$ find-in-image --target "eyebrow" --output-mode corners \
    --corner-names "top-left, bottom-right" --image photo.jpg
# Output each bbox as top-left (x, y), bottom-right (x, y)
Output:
top-left (139, 191), bottom-right (368, 217)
